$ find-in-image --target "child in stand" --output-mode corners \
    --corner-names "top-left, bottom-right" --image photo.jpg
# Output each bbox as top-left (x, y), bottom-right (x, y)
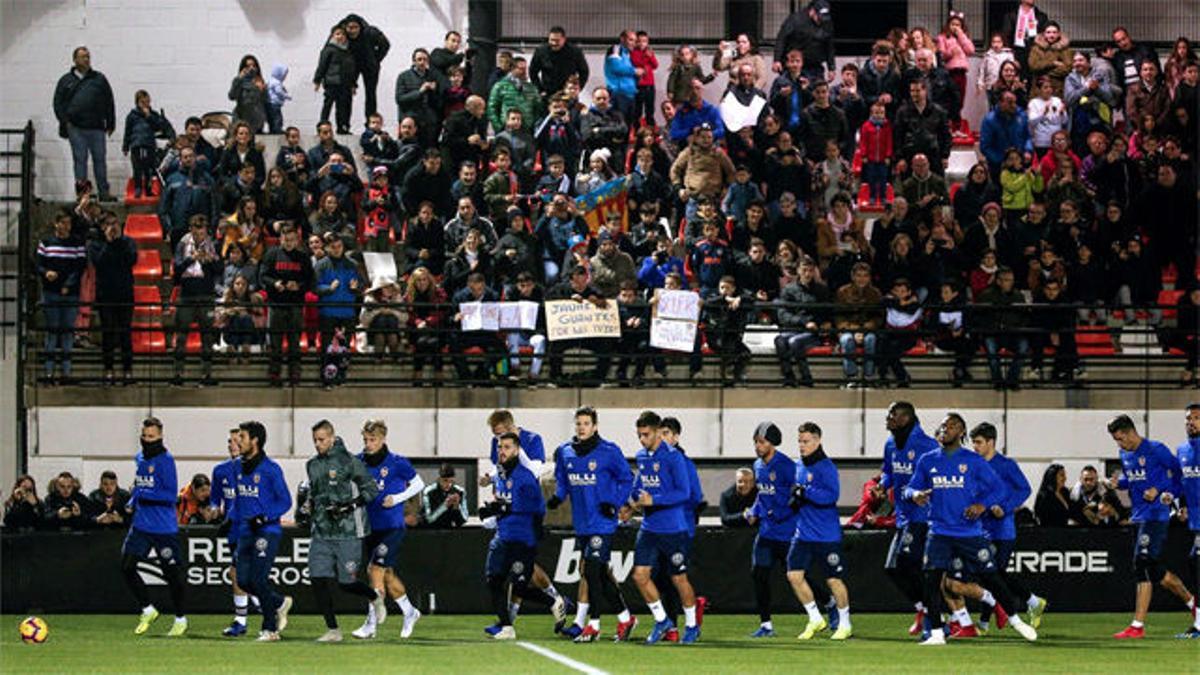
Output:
top-left (122, 90), bottom-right (174, 198)
top-left (813, 140), bottom-right (855, 211)
top-left (977, 32), bottom-right (1015, 94)
top-left (721, 164), bottom-right (763, 224)
top-left (266, 64), bottom-right (291, 134)
top-left (858, 100), bottom-right (893, 206)
top-left (443, 65), bottom-right (470, 118)
top-left (999, 147), bottom-right (1043, 227)
top-left (630, 31), bottom-right (659, 127)
top-left (361, 166), bottom-right (398, 252)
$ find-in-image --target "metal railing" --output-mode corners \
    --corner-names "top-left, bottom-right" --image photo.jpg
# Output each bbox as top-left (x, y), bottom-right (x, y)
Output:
top-left (2, 121), bottom-right (34, 476)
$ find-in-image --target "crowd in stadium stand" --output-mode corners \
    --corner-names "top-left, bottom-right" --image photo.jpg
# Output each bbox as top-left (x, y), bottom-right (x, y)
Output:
top-left (42, 2), bottom-right (1199, 390)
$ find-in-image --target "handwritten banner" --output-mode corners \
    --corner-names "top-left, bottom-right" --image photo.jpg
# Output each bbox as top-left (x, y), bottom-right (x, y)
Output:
top-left (460, 302), bottom-right (539, 331)
top-left (650, 317), bottom-right (698, 352)
top-left (544, 300), bottom-right (621, 341)
top-left (655, 290), bottom-right (701, 321)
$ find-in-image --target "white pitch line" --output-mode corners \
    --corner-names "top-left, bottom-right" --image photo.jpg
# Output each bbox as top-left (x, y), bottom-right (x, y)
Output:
top-left (516, 641), bottom-right (610, 675)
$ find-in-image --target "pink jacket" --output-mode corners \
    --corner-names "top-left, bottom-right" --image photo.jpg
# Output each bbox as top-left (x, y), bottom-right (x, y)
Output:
top-left (936, 32), bottom-right (975, 71)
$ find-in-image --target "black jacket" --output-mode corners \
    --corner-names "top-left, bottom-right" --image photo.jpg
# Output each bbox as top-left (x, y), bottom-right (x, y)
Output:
top-left (719, 485), bottom-right (758, 528)
top-left (443, 109), bottom-right (490, 168)
top-left (342, 13), bottom-right (390, 75)
top-left (53, 68), bottom-right (116, 132)
top-left (43, 491), bottom-right (92, 530)
top-left (893, 100), bottom-right (951, 161)
top-left (773, 2), bottom-right (835, 74)
top-left (530, 41), bottom-right (591, 96)
top-left (314, 40), bottom-right (358, 88)
top-left (260, 245), bottom-right (314, 303)
top-left (88, 235), bottom-right (137, 303)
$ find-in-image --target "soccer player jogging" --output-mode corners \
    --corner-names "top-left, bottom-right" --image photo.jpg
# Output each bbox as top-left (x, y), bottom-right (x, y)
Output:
top-left (969, 422), bottom-right (1046, 635)
top-left (1107, 414), bottom-right (1194, 639)
top-left (653, 416), bottom-right (708, 642)
top-left (879, 401), bottom-right (940, 635)
top-left (306, 420), bottom-right (385, 643)
top-left (123, 416), bottom-right (188, 637)
top-left (786, 422), bottom-right (853, 641)
top-left (905, 413), bottom-right (1037, 645)
top-left (481, 432), bottom-right (548, 640)
top-left (745, 422), bottom-right (799, 638)
top-left (483, 410), bottom-right (569, 632)
top-left (229, 420), bottom-right (294, 642)
top-left (353, 419), bottom-right (425, 639)
top-left (630, 410), bottom-right (701, 644)
top-left (548, 406), bottom-right (636, 642)
top-left (212, 428), bottom-right (256, 637)
top-left (1177, 403), bottom-right (1200, 639)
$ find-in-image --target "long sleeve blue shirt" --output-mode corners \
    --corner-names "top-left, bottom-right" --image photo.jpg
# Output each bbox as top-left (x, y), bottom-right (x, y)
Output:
top-left (676, 446), bottom-right (704, 537)
top-left (905, 446), bottom-right (1005, 538)
top-left (793, 449), bottom-right (841, 543)
top-left (879, 424), bottom-right (941, 528)
top-left (232, 454), bottom-right (292, 536)
top-left (750, 450), bottom-right (799, 542)
top-left (981, 453), bottom-right (1031, 541)
top-left (359, 448), bottom-right (418, 532)
top-left (494, 462), bottom-right (546, 547)
top-left (633, 441), bottom-right (690, 534)
top-left (211, 457), bottom-right (240, 514)
top-left (1118, 438), bottom-right (1182, 523)
top-left (490, 428), bottom-right (546, 468)
top-left (554, 435), bottom-right (632, 536)
top-left (130, 448), bottom-right (178, 534)
top-left (1178, 437), bottom-right (1200, 531)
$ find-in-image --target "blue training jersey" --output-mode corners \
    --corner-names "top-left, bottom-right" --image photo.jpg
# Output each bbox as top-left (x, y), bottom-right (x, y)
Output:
top-left (793, 449), bottom-right (841, 543)
top-left (554, 435), bottom-right (632, 536)
top-left (1118, 438), bottom-right (1182, 523)
top-left (906, 446), bottom-right (1006, 538)
top-left (130, 447), bottom-right (178, 534)
top-left (231, 453), bottom-right (292, 536)
top-left (880, 424), bottom-right (940, 528)
top-left (211, 457), bottom-right (240, 514)
top-left (359, 447), bottom-right (418, 532)
top-left (981, 452), bottom-right (1031, 541)
top-left (1178, 437), bottom-right (1200, 531)
top-left (677, 446), bottom-right (704, 537)
top-left (490, 428), bottom-right (547, 468)
top-left (494, 462), bottom-right (546, 547)
top-left (633, 441), bottom-right (690, 534)
top-left (750, 450), bottom-right (799, 542)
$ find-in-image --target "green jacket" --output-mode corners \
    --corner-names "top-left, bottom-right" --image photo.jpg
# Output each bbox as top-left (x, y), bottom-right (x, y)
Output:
top-left (305, 437), bottom-right (377, 539)
top-left (487, 75), bottom-right (542, 132)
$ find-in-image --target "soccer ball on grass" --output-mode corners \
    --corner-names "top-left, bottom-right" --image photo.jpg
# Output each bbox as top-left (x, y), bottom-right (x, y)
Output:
top-left (19, 616), bottom-right (49, 644)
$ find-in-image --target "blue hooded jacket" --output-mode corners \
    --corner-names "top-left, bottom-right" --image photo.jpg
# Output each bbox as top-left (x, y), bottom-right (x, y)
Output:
top-left (603, 44), bottom-right (637, 99)
top-left (268, 64), bottom-right (291, 107)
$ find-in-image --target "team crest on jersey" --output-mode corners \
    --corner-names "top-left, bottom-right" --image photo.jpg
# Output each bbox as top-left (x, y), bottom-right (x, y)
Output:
top-left (959, 464), bottom-right (967, 474)
top-left (255, 537), bottom-right (268, 551)
top-left (977, 548), bottom-right (990, 562)
top-left (768, 472), bottom-right (776, 481)
top-left (827, 552), bottom-right (840, 566)
top-left (381, 467), bottom-right (389, 477)
top-left (375, 544), bottom-right (388, 556)
top-left (806, 473), bottom-right (814, 482)
top-left (952, 558), bottom-right (963, 570)
top-left (653, 462), bottom-right (660, 472)
top-left (908, 451), bottom-right (915, 460)
top-left (328, 469), bottom-right (337, 479)
top-left (506, 480), bottom-right (513, 489)
top-left (148, 465), bottom-right (155, 473)
top-left (1139, 533), bottom-right (1150, 546)
top-left (254, 473), bottom-right (261, 484)
top-left (671, 552), bottom-right (684, 566)
top-left (902, 531), bottom-right (914, 545)
top-left (1138, 457), bottom-right (1146, 466)
top-left (345, 561), bottom-right (358, 575)
top-left (511, 561), bottom-right (525, 574)
top-left (159, 546), bottom-right (174, 560)
top-left (590, 536), bottom-right (603, 549)
top-left (588, 460), bottom-right (597, 472)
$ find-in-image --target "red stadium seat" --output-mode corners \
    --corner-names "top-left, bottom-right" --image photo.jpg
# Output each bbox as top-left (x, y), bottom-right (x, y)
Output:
top-left (133, 249), bottom-right (163, 282)
top-left (124, 214), bottom-right (163, 244)
top-left (1075, 325), bottom-right (1116, 356)
top-left (131, 329), bottom-right (166, 354)
top-left (132, 285), bottom-right (162, 323)
top-left (124, 177), bottom-right (163, 206)
top-left (1159, 289), bottom-right (1185, 321)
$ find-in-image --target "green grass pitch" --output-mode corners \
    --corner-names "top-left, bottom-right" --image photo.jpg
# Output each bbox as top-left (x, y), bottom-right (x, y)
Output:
top-left (3, 613), bottom-right (1196, 673)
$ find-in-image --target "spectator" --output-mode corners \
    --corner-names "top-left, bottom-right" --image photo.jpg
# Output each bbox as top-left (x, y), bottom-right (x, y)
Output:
top-left (313, 233), bottom-right (362, 350)
top-left (1043, 157), bottom-right (1091, 219)
top-left (976, 267), bottom-right (1030, 389)
top-left (859, 42), bottom-right (902, 120)
top-left (1125, 59), bottom-right (1171, 131)
top-left (1033, 463), bottom-right (1071, 526)
top-left (430, 30), bottom-right (464, 78)
top-left (999, 149), bottom-right (1043, 227)
top-left (893, 79), bottom-right (951, 172)
top-left (999, 0), bottom-right (1049, 71)
top-left (500, 271), bottom-right (546, 383)
top-left (450, 272), bottom-right (501, 381)
top-left (217, 273), bottom-right (263, 362)
top-left (535, 96), bottom-right (582, 175)
top-left (902, 48), bottom-right (961, 124)
top-left (402, 200), bottom-right (447, 275)
top-left (847, 472), bottom-right (896, 529)
top-left (4, 475), bottom-right (42, 531)
top-left (545, 266), bottom-right (611, 384)
top-left (800, 80), bottom-right (849, 161)
top-left (360, 278), bottom-right (406, 361)
top-left (1109, 27), bottom-right (1159, 104)
top-left (171, 215), bottom-right (220, 386)
top-left (858, 101), bottom-right (893, 207)
top-left (688, 219), bottom-right (735, 298)
top-left (667, 45), bottom-right (716, 106)
top-left (590, 230), bottom-right (636, 297)
top-left (1064, 52), bottom-right (1121, 138)
top-left (452, 159), bottom-right (487, 215)
top-left (613, 280), bottom-right (660, 385)
top-left (261, 223), bottom-right (314, 386)
top-left (87, 213), bottom-right (137, 386)
top-left (265, 64), bottom-right (291, 135)
top-left (359, 115), bottom-right (401, 177)
top-left (37, 210), bottom-right (87, 384)
top-left (486, 50), bottom-right (515, 97)
top-left (989, 59), bottom-right (1030, 109)
top-left (421, 464), bottom-right (468, 528)
top-left (1037, 127), bottom-right (1082, 187)
top-left (714, 33), bottom-right (768, 91)
top-left (952, 162), bottom-right (999, 227)
top-left (53, 46), bottom-right (116, 201)
top-left (177, 474), bottom-right (220, 525)
top-left (628, 146), bottom-right (671, 216)
top-left (488, 55), bottom-right (541, 134)
top-left (43, 472), bottom-right (90, 530)
top-left (535, 194), bottom-right (587, 284)
top-left (692, 275), bottom-right (752, 383)
top-left (831, 62), bottom-right (866, 154)
top-left (313, 25), bottom-right (357, 135)
top-left (936, 11), bottom-right (974, 122)
top-left (1068, 465), bottom-right (1128, 526)
top-left (444, 228), bottom-right (495, 297)
top-left (1027, 22), bottom-right (1073, 98)
top-left (670, 123), bottom-right (736, 225)
top-left (670, 79), bottom-right (724, 145)
top-left (228, 54), bottom-right (268, 133)
top-left (1111, 235), bottom-right (1161, 326)
top-left (604, 31), bottom-right (639, 122)
top-left (978, 32), bottom-right (1016, 95)
top-left (335, 15), bottom-right (391, 123)
top-left (274, 126), bottom-right (310, 186)
top-left (773, 0), bottom-right (835, 82)
top-left (580, 87), bottom-right (629, 169)
top-left (531, 26), bottom-right (590, 99)
top-left (931, 280), bottom-right (973, 386)
top-left (1029, 277), bottom-right (1077, 382)
top-left (768, 49), bottom-right (812, 139)
top-left (897, 153), bottom-right (949, 227)
top-left (396, 48), bottom-right (445, 147)
top-left (630, 31), bottom-right (660, 127)
top-left (718, 468), bottom-right (758, 528)
top-left (1172, 62), bottom-right (1199, 122)
top-left (775, 256), bottom-right (829, 387)
top-left (835, 262), bottom-right (882, 386)
top-left (493, 208), bottom-right (539, 287)
top-left (121, 90), bottom-right (174, 199)
top-left (877, 278), bottom-right (921, 386)
top-left (86, 470), bottom-right (129, 529)
top-left (404, 148), bottom-right (454, 219)
top-left (444, 95), bottom-right (491, 169)
top-left (1028, 77), bottom-right (1070, 156)
top-left (445, 195), bottom-right (499, 254)
top-left (306, 121), bottom-right (357, 179)
top-left (494, 109), bottom-right (536, 180)
top-left (981, 90), bottom-right (1033, 177)
top-left (963, 202), bottom-right (1017, 270)
top-left (405, 267), bottom-right (447, 384)
top-left (637, 234), bottom-right (685, 291)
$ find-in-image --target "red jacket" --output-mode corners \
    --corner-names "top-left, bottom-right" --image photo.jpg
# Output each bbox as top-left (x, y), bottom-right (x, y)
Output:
top-left (858, 118), bottom-right (893, 163)
top-left (630, 47), bottom-right (659, 87)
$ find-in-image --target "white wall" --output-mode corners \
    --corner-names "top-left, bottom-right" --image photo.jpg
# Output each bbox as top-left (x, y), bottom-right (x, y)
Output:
top-left (0, 0), bottom-right (467, 199)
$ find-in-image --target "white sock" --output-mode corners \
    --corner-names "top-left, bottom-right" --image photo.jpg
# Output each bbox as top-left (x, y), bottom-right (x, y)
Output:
top-left (803, 601), bottom-right (821, 622)
top-left (979, 590), bottom-right (996, 607)
top-left (142, 604), bottom-right (156, 614)
top-left (617, 609), bottom-right (631, 623)
top-left (1027, 594), bottom-right (1041, 610)
top-left (1131, 619), bottom-right (1144, 628)
top-left (954, 608), bottom-right (973, 627)
top-left (929, 628), bottom-right (945, 640)
top-left (544, 585), bottom-right (560, 600)
top-left (575, 602), bottom-right (589, 627)
top-left (684, 605), bottom-right (697, 628)
top-left (364, 604), bottom-right (376, 628)
top-left (174, 616), bottom-right (187, 623)
top-left (837, 606), bottom-right (851, 627)
top-left (509, 602), bottom-right (521, 621)
top-left (1187, 595), bottom-right (1195, 611)
top-left (761, 620), bottom-right (774, 630)
top-left (233, 594), bottom-right (248, 625)
top-left (1010, 614), bottom-right (1027, 627)
top-left (1193, 611), bottom-right (1200, 630)
top-left (914, 601), bottom-right (926, 612)
top-left (588, 618), bottom-right (600, 630)
top-left (397, 594), bottom-right (415, 615)
top-left (648, 600), bottom-right (667, 622)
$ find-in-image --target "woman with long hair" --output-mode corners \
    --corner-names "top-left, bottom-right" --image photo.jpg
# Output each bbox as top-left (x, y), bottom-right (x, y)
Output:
top-left (216, 120), bottom-right (266, 185)
top-left (936, 12), bottom-right (975, 119)
top-left (405, 267), bottom-right (448, 384)
top-left (989, 59), bottom-right (1028, 108)
top-left (713, 33), bottom-right (767, 90)
top-left (1033, 463), bottom-right (1071, 526)
top-left (1164, 37), bottom-right (1197, 95)
top-left (229, 54), bottom-right (268, 133)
